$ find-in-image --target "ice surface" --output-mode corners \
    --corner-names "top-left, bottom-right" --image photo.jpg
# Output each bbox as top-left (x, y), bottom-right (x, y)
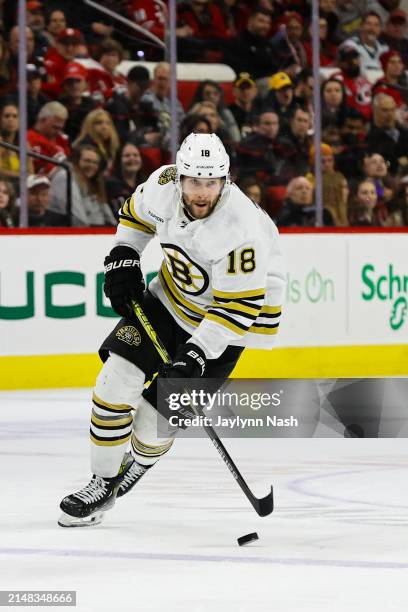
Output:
top-left (0, 389), bottom-right (407, 612)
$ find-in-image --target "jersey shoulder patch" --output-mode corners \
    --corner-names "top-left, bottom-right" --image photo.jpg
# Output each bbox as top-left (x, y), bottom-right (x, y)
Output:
top-left (158, 165), bottom-right (177, 185)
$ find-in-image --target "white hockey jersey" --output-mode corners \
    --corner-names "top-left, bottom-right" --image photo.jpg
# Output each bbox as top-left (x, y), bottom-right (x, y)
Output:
top-left (113, 165), bottom-right (286, 359)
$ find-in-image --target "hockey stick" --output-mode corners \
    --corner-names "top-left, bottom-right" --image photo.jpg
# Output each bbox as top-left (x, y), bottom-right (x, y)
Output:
top-left (131, 299), bottom-right (274, 517)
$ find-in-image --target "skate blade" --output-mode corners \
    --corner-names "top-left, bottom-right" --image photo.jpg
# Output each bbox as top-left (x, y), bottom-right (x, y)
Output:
top-left (58, 510), bottom-right (105, 528)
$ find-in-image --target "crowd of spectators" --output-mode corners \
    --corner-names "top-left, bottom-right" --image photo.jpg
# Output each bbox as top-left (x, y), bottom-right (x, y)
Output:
top-left (1, 0), bottom-right (408, 228)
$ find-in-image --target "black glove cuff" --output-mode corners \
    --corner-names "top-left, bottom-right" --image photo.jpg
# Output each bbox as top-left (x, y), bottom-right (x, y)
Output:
top-left (174, 342), bottom-right (206, 377)
top-left (104, 246), bottom-right (140, 274)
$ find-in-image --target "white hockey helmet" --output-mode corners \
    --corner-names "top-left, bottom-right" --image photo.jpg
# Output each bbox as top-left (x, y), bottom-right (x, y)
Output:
top-left (176, 133), bottom-right (230, 179)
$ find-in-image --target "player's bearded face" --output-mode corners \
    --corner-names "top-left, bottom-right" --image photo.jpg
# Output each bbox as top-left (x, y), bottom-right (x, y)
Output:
top-left (181, 177), bottom-right (224, 219)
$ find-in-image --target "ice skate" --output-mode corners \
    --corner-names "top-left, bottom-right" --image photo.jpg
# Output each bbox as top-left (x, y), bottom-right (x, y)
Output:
top-left (116, 452), bottom-right (151, 498)
top-left (58, 473), bottom-right (122, 528)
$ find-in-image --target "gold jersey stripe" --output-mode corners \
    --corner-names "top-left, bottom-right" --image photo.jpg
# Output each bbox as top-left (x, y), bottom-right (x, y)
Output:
top-left (90, 432), bottom-right (131, 446)
top-left (129, 196), bottom-right (156, 232)
top-left (161, 263), bottom-right (207, 316)
top-left (119, 217), bottom-right (155, 234)
top-left (159, 271), bottom-right (201, 327)
top-left (213, 288), bottom-right (265, 300)
top-left (122, 198), bottom-right (131, 217)
top-left (92, 392), bottom-right (133, 413)
top-left (206, 312), bottom-right (247, 336)
top-left (260, 305), bottom-right (282, 315)
top-left (248, 324), bottom-right (279, 335)
top-left (211, 301), bottom-right (260, 317)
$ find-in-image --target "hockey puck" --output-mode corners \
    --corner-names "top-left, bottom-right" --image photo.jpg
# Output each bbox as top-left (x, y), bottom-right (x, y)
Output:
top-left (237, 532), bottom-right (259, 546)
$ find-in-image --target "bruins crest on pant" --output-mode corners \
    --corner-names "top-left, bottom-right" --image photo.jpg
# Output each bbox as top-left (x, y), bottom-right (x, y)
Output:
top-left (158, 166), bottom-right (177, 185)
top-left (116, 326), bottom-right (142, 346)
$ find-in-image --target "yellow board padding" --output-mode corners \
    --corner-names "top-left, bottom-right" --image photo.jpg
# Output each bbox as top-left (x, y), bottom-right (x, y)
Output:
top-left (0, 353), bottom-right (101, 390)
top-left (234, 344), bottom-right (408, 378)
top-left (0, 344), bottom-right (407, 390)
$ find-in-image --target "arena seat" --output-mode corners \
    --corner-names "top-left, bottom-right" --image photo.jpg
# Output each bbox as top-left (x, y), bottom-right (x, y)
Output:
top-left (263, 186), bottom-right (287, 219)
top-left (139, 147), bottom-right (163, 173)
top-left (115, 61), bottom-right (237, 110)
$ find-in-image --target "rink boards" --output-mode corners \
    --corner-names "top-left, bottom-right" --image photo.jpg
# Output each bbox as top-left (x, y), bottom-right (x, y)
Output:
top-left (0, 228), bottom-right (407, 389)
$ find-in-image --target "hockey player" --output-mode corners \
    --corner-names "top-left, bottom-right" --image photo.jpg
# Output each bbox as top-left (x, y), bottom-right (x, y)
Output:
top-left (58, 133), bottom-right (286, 527)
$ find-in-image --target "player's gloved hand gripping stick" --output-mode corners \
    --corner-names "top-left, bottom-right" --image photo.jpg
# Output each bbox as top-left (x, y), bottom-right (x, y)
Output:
top-left (131, 299), bottom-right (274, 517)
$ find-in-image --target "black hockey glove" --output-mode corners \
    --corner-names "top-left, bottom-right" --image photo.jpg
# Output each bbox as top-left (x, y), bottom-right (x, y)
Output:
top-left (103, 245), bottom-right (145, 318)
top-left (160, 343), bottom-right (207, 379)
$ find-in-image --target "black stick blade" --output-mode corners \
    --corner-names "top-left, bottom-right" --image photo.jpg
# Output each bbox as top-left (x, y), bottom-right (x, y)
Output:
top-left (254, 486), bottom-right (274, 516)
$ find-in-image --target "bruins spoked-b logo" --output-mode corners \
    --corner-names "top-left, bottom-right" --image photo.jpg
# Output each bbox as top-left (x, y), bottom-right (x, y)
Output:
top-left (162, 244), bottom-right (209, 296)
top-left (116, 326), bottom-right (141, 346)
top-left (158, 166), bottom-right (177, 185)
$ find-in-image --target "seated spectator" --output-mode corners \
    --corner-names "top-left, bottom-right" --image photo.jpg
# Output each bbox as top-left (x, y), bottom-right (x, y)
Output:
top-left (372, 50), bottom-right (408, 110)
top-left (366, 92), bottom-right (408, 174)
top-left (384, 179), bottom-right (408, 226)
top-left (106, 142), bottom-right (147, 217)
top-left (7, 26), bottom-right (41, 92)
top-left (190, 79), bottom-right (240, 142)
top-left (128, 0), bottom-right (166, 42)
top-left (238, 175), bottom-right (265, 206)
top-left (74, 108), bottom-right (120, 174)
top-left (178, 0), bottom-right (228, 42)
top-left (271, 11), bottom-right (307, 74)
top-left (308, 144), bottom-right (349, 226)
top-left (380, 9), bottom-right (408, 65)
top-left (321, 77), bottom-right (347, 128)
top-left (294, 68), bottom-right (314, 117)
top-left (179, 113), bottom-right (212, 142)
top-left (27, 63), bottom-right (50, 128)
top-left (228, 72), bottom-right (260, 138)
top-left (362, 152), bottom-right (393, 199)
top-left (323, 172), bottom-right (350, 226)
top-left (225, 7), bottom-right (277, 79)
top-left (28, 101), bottom-right (71, 175)
top-left (43, 28), bottom-right (85, 98)
top-left (137, 62), bottom-right (185, 150)
top-left (348, 177), bottom-right (387, 225)
top-left (43, 9), bottom-right (68, 47)
top-left (0, 102), bottom-right (34, 185)
top-left (336, 108), bottom-right (369, 177)
top-left (58, 62), bottom-right (96, 142)
top-left (88, 38), bottom-right (127, 103)
top-left (128, 0), bottom-right (193, 51)
top-left (26, 1), bottom-right (50, 57)
top-left (304, 16), bottom-right (337, 66)
top-left (279, 106), bottom-right (312, 177)
top-left (106, 65), bottom-right (150, 143)
top-left (27, 174), bottom-right (68, 227)
top-left (237, 111), bottom-right (288, 185)
top-left (49, 144), bottom-right (115, 227)
top-left (0, 178), bottom-right (17, 227)
top-left (333, 45), bottom-right (373, 120)
top-left (277, 176), bottom-right (334, 226)
top-left (319, 0), bottom-right (339, 40)
top-left (262, 72), bottom-right (297, 131)
top-left (341, 11), bottom-right (388, 73)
